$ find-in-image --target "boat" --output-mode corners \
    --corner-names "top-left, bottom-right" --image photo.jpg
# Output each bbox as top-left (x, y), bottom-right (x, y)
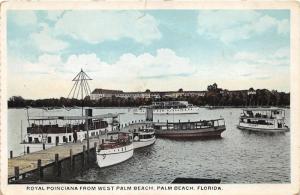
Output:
top-left (96, 131), bottom-right (133, 168)
top-left (132, 127), bottom-right (156, 149)
top-left (21, 70), bottom-right (120, 153)
top-left (133, 101), bottom-right (199, 115)
top-left (153, 118), bottom-right (226, 139)
top-left (237, 108), bottom-right (289, 133)
top-left (22, 111), bottom-right (118, 153)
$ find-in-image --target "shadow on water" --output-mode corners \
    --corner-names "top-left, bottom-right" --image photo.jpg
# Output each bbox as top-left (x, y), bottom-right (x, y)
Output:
top-left (239, 129), bottom-right (288, 137)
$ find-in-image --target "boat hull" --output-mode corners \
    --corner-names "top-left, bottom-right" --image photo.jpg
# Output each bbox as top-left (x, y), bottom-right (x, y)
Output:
top-left (237, 125), bottom-right (289, 133)
top-left (133, 137), bottom-right (156, 149)
top-left (155, 126), bottom-right (226, 139)
top-left (96, 143), bottom-right (133, 168)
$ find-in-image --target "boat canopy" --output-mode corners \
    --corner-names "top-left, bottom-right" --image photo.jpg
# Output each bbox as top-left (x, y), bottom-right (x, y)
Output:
top-left (28, 113), bottom-right (119, 121)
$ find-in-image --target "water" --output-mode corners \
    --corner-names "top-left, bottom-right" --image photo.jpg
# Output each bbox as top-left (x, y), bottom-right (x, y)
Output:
top-left (8, 108), bottom-right (290, 183)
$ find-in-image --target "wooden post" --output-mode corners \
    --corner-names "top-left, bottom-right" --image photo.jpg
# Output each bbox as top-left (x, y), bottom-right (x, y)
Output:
top-left (10, 151), bottom-right (13, 159)
top-left (82, 145), bottom-right (86, 169)
top-left (70, 149), bottom-right (73, 170)
top-left (55, 153), bottom-right (61, 177)
top-left (14, 167), bottom-right (19, 180)
top-left (43, 143), bottom-right (45, 150)
top-left (94, 142), bottom-right (97, 162)
top-left (27, 146), bottom-right (30, 154)
top-left (38, 159), bottom-right (43, 180)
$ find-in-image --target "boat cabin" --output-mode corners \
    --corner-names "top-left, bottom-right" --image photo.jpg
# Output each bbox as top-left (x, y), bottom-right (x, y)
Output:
top-left (239, 108), bottom-right (287, 129)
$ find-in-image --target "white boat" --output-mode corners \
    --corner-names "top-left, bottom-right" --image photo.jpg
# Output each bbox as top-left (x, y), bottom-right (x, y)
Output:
top-left (133, 101), bottom-right (199, 115)
top-left (237, 108), bottom-right (289, 133)
top-left (96, 131), bottom-right (133, 168)
top-left (132, 127), bottom-right (156, 149)
top-left (22, 111), bottom-right (118, 153)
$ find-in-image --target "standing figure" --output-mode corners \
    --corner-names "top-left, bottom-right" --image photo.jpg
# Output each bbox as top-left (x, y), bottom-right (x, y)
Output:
top-left (73, 130), bottom-right (78, 143)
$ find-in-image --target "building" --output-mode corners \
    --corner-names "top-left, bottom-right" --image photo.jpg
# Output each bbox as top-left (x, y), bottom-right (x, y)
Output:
top-left (90, 88), bottom-right (255, 100)
top-left (90, 89), bottom-right (124, 100)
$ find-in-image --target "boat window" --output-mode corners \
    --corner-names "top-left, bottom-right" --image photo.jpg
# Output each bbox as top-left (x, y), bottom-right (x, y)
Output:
top-left (69, 135), bottom-right (72, 142)
top-left (63, 136), bottom-right (67, 143)
top-left (28, 137), bottom-right (32, 143)
top-left (48, 137), bottom-right (52, 143)
top-left (55, 136), bottom-right (59, 144)
top-left (34, 138), bottom-right (39, 143)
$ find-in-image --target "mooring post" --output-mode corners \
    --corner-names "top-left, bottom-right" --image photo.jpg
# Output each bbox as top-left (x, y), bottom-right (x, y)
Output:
top-left (55, 153), bottom-right (61, 177)
top-left (82, 145), bottom-right (86, 169)
top-left (27, 146), bottom-right (30, 154)
top-left (14, 166), bottom-right (19, 180)
top-left (43, 143), bottom-right (45, 150)
top-left (38, 159), bottom-right (43, 180)
top-left (10, 151), bottom-right (13, 159)
top-left (70, 149), bottom-right (73, 170)
top-left (94, 142), bottom-right (97, 162)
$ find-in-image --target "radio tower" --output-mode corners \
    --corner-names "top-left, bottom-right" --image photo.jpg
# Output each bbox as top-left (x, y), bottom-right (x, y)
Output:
top-left (67, 69), bottom-right (92, 116)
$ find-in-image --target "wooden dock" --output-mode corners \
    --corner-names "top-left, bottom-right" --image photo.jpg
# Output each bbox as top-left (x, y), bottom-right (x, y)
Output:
top-left (8, 137), bottom-right (104, 183)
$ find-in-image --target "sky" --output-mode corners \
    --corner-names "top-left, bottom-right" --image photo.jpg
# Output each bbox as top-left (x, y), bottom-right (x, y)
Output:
top-left (7, 10), bottom-right (290, 99)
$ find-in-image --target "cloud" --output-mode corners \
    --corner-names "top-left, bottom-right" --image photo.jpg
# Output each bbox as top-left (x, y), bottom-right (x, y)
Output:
top-left (11, 48), bottom-right (196, 84)
top-left (30, 23), bottom-right (69, 53)
top-left (197, 11), bottom-right (289, 43)
top-left (233, 47), bottom-right (290, 67)
top-left (54, 11), bottom-right (161, 44)
top-left (11, 11), bottom-right (37, 26)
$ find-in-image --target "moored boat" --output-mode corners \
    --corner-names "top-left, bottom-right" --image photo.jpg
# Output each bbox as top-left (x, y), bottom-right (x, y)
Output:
top-left (132, 127), bottom-right (156, 149)
top-left (237, 108), bottom-right (289, 133)
top-left (22, 111), bottom-right (117, 153)
top-left (153, 118), bottom-right (226, 139)
top-left (134, 101), bottom-right (199, 115)
top-left (96, 131), bottom-right (133, 168)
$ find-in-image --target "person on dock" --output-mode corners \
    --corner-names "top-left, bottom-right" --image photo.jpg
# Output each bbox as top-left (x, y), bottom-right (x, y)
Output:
top-left (73, 130), bottom-right (78, 143)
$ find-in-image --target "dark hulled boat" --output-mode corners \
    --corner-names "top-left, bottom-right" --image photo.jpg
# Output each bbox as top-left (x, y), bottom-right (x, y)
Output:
top-left (153, 118), bottom-right (226, 139)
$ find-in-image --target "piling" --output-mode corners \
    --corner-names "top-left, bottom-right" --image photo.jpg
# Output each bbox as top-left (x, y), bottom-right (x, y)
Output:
top-left (26, 146), bottom-right (30, 154)
top-left (94, 142), bottom-right (97, 162)
top-left (55, 154), bottom-right (61, 177)
top-left (10, 151), bottom-right (13, 159)
top-left (38, 159), bottom-right (43, 180)
top-left (43, 143), bottom-right (45, 150)
top-left (82, 145), bottom-right (86, 169)
top-left (14, 167), bottom-right (19, 180)
top-left (70, 149), bottom-right (73, 170)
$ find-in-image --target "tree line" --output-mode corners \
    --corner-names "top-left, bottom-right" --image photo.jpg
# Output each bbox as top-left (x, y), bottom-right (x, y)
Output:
top-left (8, 84), bottom-right (290, 108)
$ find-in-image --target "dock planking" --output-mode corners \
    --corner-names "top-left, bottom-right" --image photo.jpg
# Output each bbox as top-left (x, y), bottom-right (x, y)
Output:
top-left (8, 137), bottom-right (103, 179)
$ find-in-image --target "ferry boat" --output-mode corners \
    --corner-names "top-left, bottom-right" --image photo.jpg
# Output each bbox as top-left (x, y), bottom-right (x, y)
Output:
top-left (237, 108), bottom-right (289, 133)
top-left (96, 131), bottom-right (133, 168)
top-left (132, 127), bottom-right (156, 149)
top-left (133, 101), bottom-right (199, 115)
top-left (153, 118), bottom-right (226, 139)
top-left (22, 111), bottom-right (118, 153)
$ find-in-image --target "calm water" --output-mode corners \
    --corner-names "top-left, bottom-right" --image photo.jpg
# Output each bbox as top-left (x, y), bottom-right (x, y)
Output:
top-left (8, 108), bottom-right (290, 183)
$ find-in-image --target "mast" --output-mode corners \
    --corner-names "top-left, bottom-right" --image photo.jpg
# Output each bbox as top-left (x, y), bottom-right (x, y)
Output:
top-left (67, 69), bottom-right (92, 116)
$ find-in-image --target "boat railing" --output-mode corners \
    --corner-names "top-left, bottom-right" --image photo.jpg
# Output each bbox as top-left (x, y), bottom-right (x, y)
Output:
top-left (154, 118), bottom-right (225, 130)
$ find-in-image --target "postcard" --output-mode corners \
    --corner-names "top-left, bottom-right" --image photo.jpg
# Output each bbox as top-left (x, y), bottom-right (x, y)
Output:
top-left (0, 1), bottom-right (299, 195)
